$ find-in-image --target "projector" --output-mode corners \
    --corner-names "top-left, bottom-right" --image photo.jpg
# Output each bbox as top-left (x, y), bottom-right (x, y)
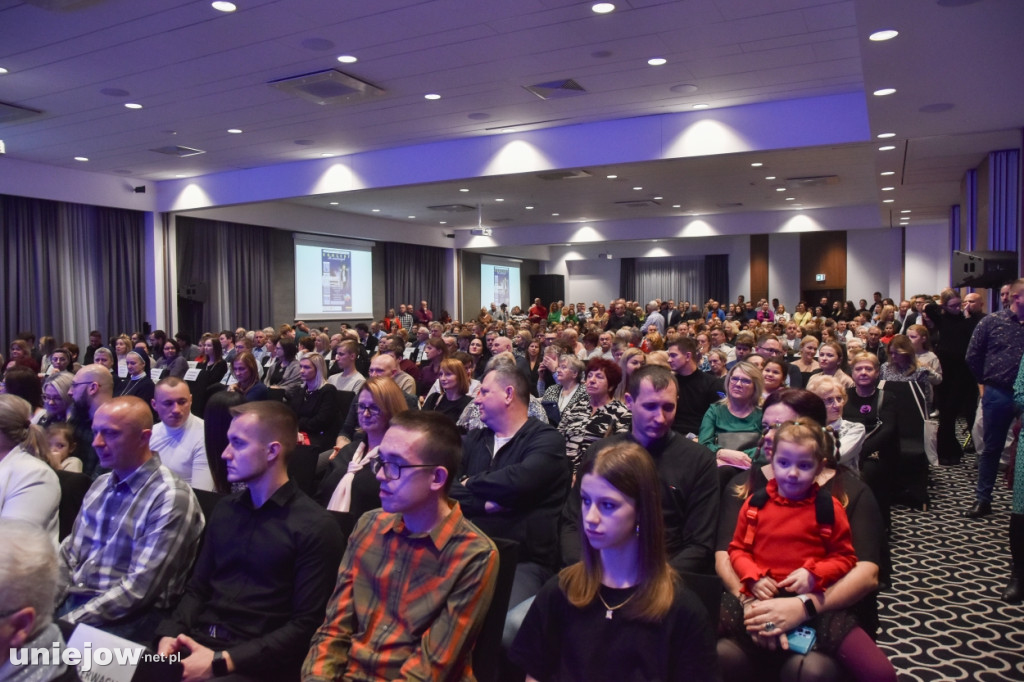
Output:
top-left (471, 227), bottom-right (492, 237)
top-left (597, 253), bottom-right (613, 260)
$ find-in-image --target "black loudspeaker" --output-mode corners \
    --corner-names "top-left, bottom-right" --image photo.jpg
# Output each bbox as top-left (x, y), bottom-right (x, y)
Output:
top-left (952, 250), bottom-right (1018, 288)
top-left (529, 275), bottom-right (565, 308)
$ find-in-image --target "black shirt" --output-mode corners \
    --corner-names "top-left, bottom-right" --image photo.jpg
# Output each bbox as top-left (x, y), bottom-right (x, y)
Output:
top-left (156, 481), bottom-right (344, 680)
top-left (671, 370), bottom-right (724, 437)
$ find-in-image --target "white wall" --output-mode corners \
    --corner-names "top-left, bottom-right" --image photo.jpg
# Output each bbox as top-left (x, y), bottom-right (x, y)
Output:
top-left (768, 233), bottom-right (801, 308)
top-left (565, 259), bottom-right (620, 306)
top-left (847, 228), bottom-right (898, 303)
top-left (905, 223), bottom-right (952, 295)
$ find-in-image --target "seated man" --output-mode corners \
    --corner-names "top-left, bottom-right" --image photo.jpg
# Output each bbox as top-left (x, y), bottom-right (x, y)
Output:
top-left (327, 340), bottom-right (365, 394)
top-left (451, 363), bottom-right (570, 610)
top-left (0, 521), bottom-right (69, 682)
top-left (303, 412), bottom-right (498, 681)
top-left (157, 402), bottom-right (344, 682)
top-left (56, 397), bottom-right (204, 640)
top-left (150, 377), bottom-right (214, 491)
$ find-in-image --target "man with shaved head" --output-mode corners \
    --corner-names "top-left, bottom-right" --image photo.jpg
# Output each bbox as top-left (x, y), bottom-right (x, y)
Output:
top-left (69, 363), bottom-right (115, 477)
top-left (56, 396), bottom-right (204, 640)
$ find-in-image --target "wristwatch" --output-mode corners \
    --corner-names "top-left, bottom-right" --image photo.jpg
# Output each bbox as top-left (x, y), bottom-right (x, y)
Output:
top-left (211, 651), bottom-right (229, 677)
top-left (797, 594), bottom-right (817, 618)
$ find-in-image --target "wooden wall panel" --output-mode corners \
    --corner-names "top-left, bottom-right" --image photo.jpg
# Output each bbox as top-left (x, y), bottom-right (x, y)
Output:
top-left (799, 231), bottom-right (847, 302)
top-left (749, 234), bottom-right (769, 302)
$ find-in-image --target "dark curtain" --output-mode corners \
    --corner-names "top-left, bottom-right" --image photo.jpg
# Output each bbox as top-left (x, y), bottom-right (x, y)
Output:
top-left (988, 149), bottom-right (1019, 252)
top-left (383, 242), bottom-right (445, 315)
top-left (704, 254), bottom-right (729, 304)
top-left (176, 216), bottom-right (273, 333)
top-left (635, 257), bottom-right (705, 305)
top-left (620, 257), bottom-right (636, 301)
top-left (0, 194), bottom-right (146, 349)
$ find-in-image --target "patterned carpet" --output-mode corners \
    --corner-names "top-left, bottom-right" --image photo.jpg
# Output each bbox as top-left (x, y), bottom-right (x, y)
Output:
top-left (877, 454), bottom-right (1024, 682)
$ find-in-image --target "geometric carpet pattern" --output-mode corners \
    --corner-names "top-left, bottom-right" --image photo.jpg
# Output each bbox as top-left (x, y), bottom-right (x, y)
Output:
top-left (877, 454), bottom-right (1024, 682)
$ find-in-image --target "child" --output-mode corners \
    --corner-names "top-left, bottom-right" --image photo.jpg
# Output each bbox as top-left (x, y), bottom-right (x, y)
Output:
top-left (728, 419), bottom-right (895, 682)
top-left (46, 422), bottom-right (82, 473)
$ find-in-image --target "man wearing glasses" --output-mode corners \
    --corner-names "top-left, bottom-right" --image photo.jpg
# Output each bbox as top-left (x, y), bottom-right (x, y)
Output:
top-left (304, 411), bottom-right (499, 682)
top-left (69, 364), bottom-right (114, 477)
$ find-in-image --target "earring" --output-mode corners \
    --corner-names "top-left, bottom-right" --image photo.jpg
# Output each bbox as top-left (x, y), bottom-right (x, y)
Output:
top-left (635, 523), bottom-right (640, 536)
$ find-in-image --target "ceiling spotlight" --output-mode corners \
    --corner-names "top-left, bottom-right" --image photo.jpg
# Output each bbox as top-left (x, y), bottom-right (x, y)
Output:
top-left (495, 198), bottom-right (504, 202)
top-left (407, 216), bottom-right (416, 219)
top-left (211, 1), bottom-right (236, 12)
top-left (227, 128), bottom-right (242, 134)
top-left (869, 29), bottom-right (899, 42)
top-left (692, 103), bottom-right (710, 109)
top-left (74, 156), bottom-right (89, 162)
top-left (648, 58), bottom-right (667, 66)
top-left (877, 132), bottom-right (895, 138)
top-left (552, 213), bottom-right (560, 216)
top-left (371, 208), bottom-right (380, 212)
top-left (873, 88), bottom-right (897, 96)
top-left (882, 186), bottom-right (895, 191)
top-left (459, 188), bottom-right (469, 192)
top-left (0, 67), bottom-right (8, 75)
top-left (879, 145), bottom-right (896, 151)
top-left (765, 176), bottom-right (776, 180)
top-left (775, 187), bottom-right (786, 192)
top-left (880, 171), bottom-right (895, 175)
top-left (883, 199), bottom-right (894, 203)
top-left (672, 204), bottom-right (681, 208)
top-left (592, 2), bottom-right (615, 13)
top-left (424, 93), bottom-right (441, 100)
top-left (124, 103), bottom-right (142, 109)
top-left (751, 162), bottom-right (763, 167)
top-left (440, 221), bottom-right (447, 225)
top-left (901, 210), bottom-right (912, 214)
top-left (653, 196), bottom-right (663, 200)
top-left (525, 206), bottom-right (534, 210)
top-left (329, 201), bottom-right (339, 206)
top-left (337, 55), bottom-right (358, 63)
top-left (606, 174), bottom-right (618, 179)
top-left (785, 197), bottom-right (795, 201)
top-left (633, 186), bottom-right (643, 191)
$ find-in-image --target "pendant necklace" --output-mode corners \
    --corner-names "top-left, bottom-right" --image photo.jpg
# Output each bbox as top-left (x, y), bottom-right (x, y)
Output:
top-left (597, 589), bottom-right (636, 620)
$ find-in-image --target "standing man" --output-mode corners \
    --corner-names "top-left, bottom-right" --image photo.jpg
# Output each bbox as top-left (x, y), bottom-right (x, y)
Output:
top-left (414, 300), bottom-right (434, 325)
top-left (56, 397), bottom-right (204, 639)
top-left (397, 304), bottom-right (414, 331)
top-left (83, 330), bottom-right (103, 366)
top-left (641, 300), bottom-right (666, 335)
top-left (964, 279), bottom-right (1024, 518)
top-left (157, 402), bottom-right (344, 682)
top-left (303, 412), bottom-right (498, 681)
top-left (150, 377), bottom-right (214, 491)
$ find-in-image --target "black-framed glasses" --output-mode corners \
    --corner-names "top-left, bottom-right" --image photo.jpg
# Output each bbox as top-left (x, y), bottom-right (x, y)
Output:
top-left (357, 403), bottom-right (382, 417)
top-left (70, 381), bottom-right (94, 389)
top-left (372, 459), bottom-right (437, 481)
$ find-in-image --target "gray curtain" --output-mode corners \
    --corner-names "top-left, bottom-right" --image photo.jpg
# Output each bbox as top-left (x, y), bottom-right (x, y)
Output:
top-left (383, 242), bottom-right (445, 317)
top-left (619, 258), bottom-right (636, 301)
top-left (0, 194), bottom-right (146, 349)
top-left (176, 216), bottom-right (274, 333)
top-left (634, 256), bottom-right (705, 305)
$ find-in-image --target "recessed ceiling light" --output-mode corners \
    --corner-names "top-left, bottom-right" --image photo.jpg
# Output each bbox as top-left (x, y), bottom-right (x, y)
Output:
top-left (606, 174), bottom-right (617, 179)
top-left (320, 153), bottom-right (333, 157)
top-left (424, 93), bottom-right (441, 100)
top-left (495, 198), bottom-right (504, 202)
top-left (459, 188), bottom-right (469, 192)
top-left (751, 162), bottom-right (763, 167)
top-left (880, 171), bottom-right (895, 176)
top-left (901, 210), bottom-right (912, 214)
top-left (776, 187), bottom-right (786, 192)
top-left (785, 197), bottom-right (795, 201)
top-left (633, 186), bottom-right (643, 191)
top-left (592, 2), bottom-right (615, 13)
top-left (440, 221), bottom-right (447, 225)
top-left (882, 186), bottom-right (895, 191)
top-left (869, 29), bottom-right (899, 42)
top-left (371, 208), bottom-right (380, 212)
top-left (74, 156), bottom-right (89, 162)
top-left (124, 103), bottom-right (142, 109)
top-left (648, 58), bottom-right (667, 66)
top-left (227, 128), bottom-right (242, 134)
top-left (211, 1), bottom-right (236, 12)
top-left (407, 216), bottom-right (416, 219)
top-left (175, 174), bottom-right (186, 178)
top-left (525, 206), bottom-right (534, 210)
top-left (337, 55), bottom-right (358, 64)
top-left (883, 199), bottom-right (894, 203)
top-left (692, 103), bottom-right (710, 109)
top-left (552, 213), bottom-right (560, 216)
top-left (0, 67), bottom-right (8, 75)
top-left (873, 88), bottom-right (897, 96)
top-left (501, 128), bottom-right (516, 133)
top-left (879, 145), bottom-right (896, 151)
top-left (329, 201), bottom-right (339, 206)
top-left (765, 176), bottom-right (776, 180)
top-left (877, 132), bottom-right (895, 138)
top-left (672, 204), bottom-right (681, 208)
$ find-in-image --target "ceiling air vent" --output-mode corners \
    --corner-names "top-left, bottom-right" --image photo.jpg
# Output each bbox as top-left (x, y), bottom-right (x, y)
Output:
top-left (269, 69), bottom-right (385, 106)
top-left (427, 204), bottom-right (476, 213)
top-left (150, 145), bottom-right (206, 157)
top-left (786, 175), bottom-right (839, 187)
top-left (524, 79), bottom-right (586, 100)
top-left (536, 169), bottom-right (592, 181)
top-left (0, 101), bottom-right (42, 124)
top-left (615, 200), bottom-right (661, 209)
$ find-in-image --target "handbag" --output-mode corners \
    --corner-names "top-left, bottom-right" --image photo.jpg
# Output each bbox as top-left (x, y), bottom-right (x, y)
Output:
top-left (909, 381), bottom-right (939, 466)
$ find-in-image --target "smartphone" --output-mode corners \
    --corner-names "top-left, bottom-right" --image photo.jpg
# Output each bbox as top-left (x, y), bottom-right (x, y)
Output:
top-left (787, 626), bottom-right (817, 654)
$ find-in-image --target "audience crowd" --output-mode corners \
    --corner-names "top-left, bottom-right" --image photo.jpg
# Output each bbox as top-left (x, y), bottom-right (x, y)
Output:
top-left (2, 283), bottom-right (1023, 682)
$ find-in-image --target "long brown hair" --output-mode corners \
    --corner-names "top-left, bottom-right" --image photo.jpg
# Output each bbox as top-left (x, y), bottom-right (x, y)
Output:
top-left (559, 441), bottom-right (677, 622)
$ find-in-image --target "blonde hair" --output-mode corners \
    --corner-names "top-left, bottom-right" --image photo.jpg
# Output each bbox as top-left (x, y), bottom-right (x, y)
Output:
top-left (0, 394), bottom-right (49, 466)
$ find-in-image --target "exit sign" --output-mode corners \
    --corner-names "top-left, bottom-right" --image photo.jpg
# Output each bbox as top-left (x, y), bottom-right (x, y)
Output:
top-left (815, 274), bottom-right (826, 282)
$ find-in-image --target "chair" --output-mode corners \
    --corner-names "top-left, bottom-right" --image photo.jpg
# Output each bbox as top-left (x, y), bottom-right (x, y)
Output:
top-left (327, 509), bottom-right (357, 557)
top-left (288, 444), bottom-right (320, 496)
top-left (884, 381), bottom-right (929, 509)
top-left (679, 570), bottom-right (724, 627)
top-left (472, 537), bottom-right (520, 682)
top-left (192, 487), bottom-right (225, 522)
top-left (55, 470), bottom-right (93, 541)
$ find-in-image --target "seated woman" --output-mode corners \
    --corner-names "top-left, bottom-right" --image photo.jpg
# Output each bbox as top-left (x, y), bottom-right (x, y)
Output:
top-left (542, 354), bottom-right (589, 428)
top-left (5, 339), bottom-right (39, 375)
top-left (510, 439), bottom-right (717, 682)
top-left (700, 361), bottom-right (764, 472)
top-left (547, 301), bottom-right (563, 325)
top-left (317, 377), bottom-right (408, 518)
top-left (806, 374), bottom-right (866, 472)
top-left (92, 346), bottom-right (115, 373)
top-left (0, 393), bottom-right (60, 542)
top-left (39, 371), bottom-right (74, 428)
top-left (809, 341), bottom-right (853, 390)
top-left (791, 303), bottom-right (812, 329)
top-left (1, 366), bottom-right (45, 424)
top-left (614, 348), bottom-right (646, 402)
top-left (716, 389), bottom-right (891, 682)
top-left (288, 354), bottom-right (339, 452)
top-left (266, 339), bottom-right (302, 399)
top-left (226, 350), bottom-right (269, 402)
top-left (468, 337), bottom-right (489, 381)
top-left (43, 347), bottom-right (74, 385)
top-left (116, 350), bottom-right (156, 404)
top-left (559, 358), bottom-right (632, 476)
top-left (423, 357), bottom-right (473, 427)
top-left (157, 340), bottom-right (189, 379)
top-left (416, 337), bottom-right (448, 398)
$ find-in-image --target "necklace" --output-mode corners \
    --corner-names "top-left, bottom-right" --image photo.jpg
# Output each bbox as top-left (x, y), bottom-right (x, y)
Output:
top-left (597, 588), bottom-right (636, 620)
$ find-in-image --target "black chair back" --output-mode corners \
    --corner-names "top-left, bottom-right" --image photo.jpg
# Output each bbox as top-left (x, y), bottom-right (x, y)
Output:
top-left (472, 537), bottom-right (520, 682)
top-left (55, 470), bottom-right (93, 541)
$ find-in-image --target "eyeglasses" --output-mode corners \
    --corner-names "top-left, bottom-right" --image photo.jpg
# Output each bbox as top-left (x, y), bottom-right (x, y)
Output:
top-left (729, 376), bottom-right (753, 386)
top-left (372, 458), bottom-right (437, 481)
top-left (71, 381), bottom-right (94, 389)
top-left (357, 403), bottom-right (382, 417)
top-left (42, 393), bottom-right (63, 404)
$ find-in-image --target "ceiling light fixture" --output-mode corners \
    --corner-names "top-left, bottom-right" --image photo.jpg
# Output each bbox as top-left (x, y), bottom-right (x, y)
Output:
top-left (881, 171), bottom-right (895, 175)
top-left (459, 188), bottom-right (469, 192)
top-left (337, 55), bottom-right (358, 64)
top-left (606, 174), bottom-right (617, 179)
top-left (672, 204), bottom-right (681, 208)
top-left (765, 176), bottom-right (776, 180)
top-left (901, 210), bottom-right (912, 214)
top-left (879, 145), bottom-right (896, 151)
top-left (648, 58), bottom-right (667, 66)
top-left (74, 156), bottom-right (88, 162)
top-left (211, 1), bottom-right (236, 12)
top-left (0, 67), bottom-right (8, 75)
top-left (869, 29), bottom-right (899, 41)
top-left (552, 213), bottom-right (560, 216)
top-left (873, 87), bottom-right (897, 96)
top-left (592, 3), bottom-right (615, 13)
top-left (785, 197), bottom-right (795, 201)
top-left (124, 103), bottom-right (142, 109)
top-left (633, 186), bottom-right (643, 191)
top-left (501, 128), bottom-right (516, 133)
top-left (692, 103), bottom-right (709, 109)
top-left (424, 93), bottom-right (441, 100)
top-left (883, 199), bottom-right (894, 203)
top-left (877, 132), bottom-right (895, 138)
top-left (653, 196), bottom-right (663, 200)
top-left (882, 186), bottom-right (895, 191)
top-left (775, 187), bottom-right (786, 192)
top-left (408, 216), bottom-right (416, 219)
top-left (371, 208), bottom-right (380, 212)
top-left (526, 206), bottom-right (534, 210)
top-left (495, 198), bottom-right (504, 202)
top-left (751, 162), bottom-right (763, 167)
top-left (227, 128), bottom-right (242, 134)
top-left (329, 201), bottom-right (339, 205)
